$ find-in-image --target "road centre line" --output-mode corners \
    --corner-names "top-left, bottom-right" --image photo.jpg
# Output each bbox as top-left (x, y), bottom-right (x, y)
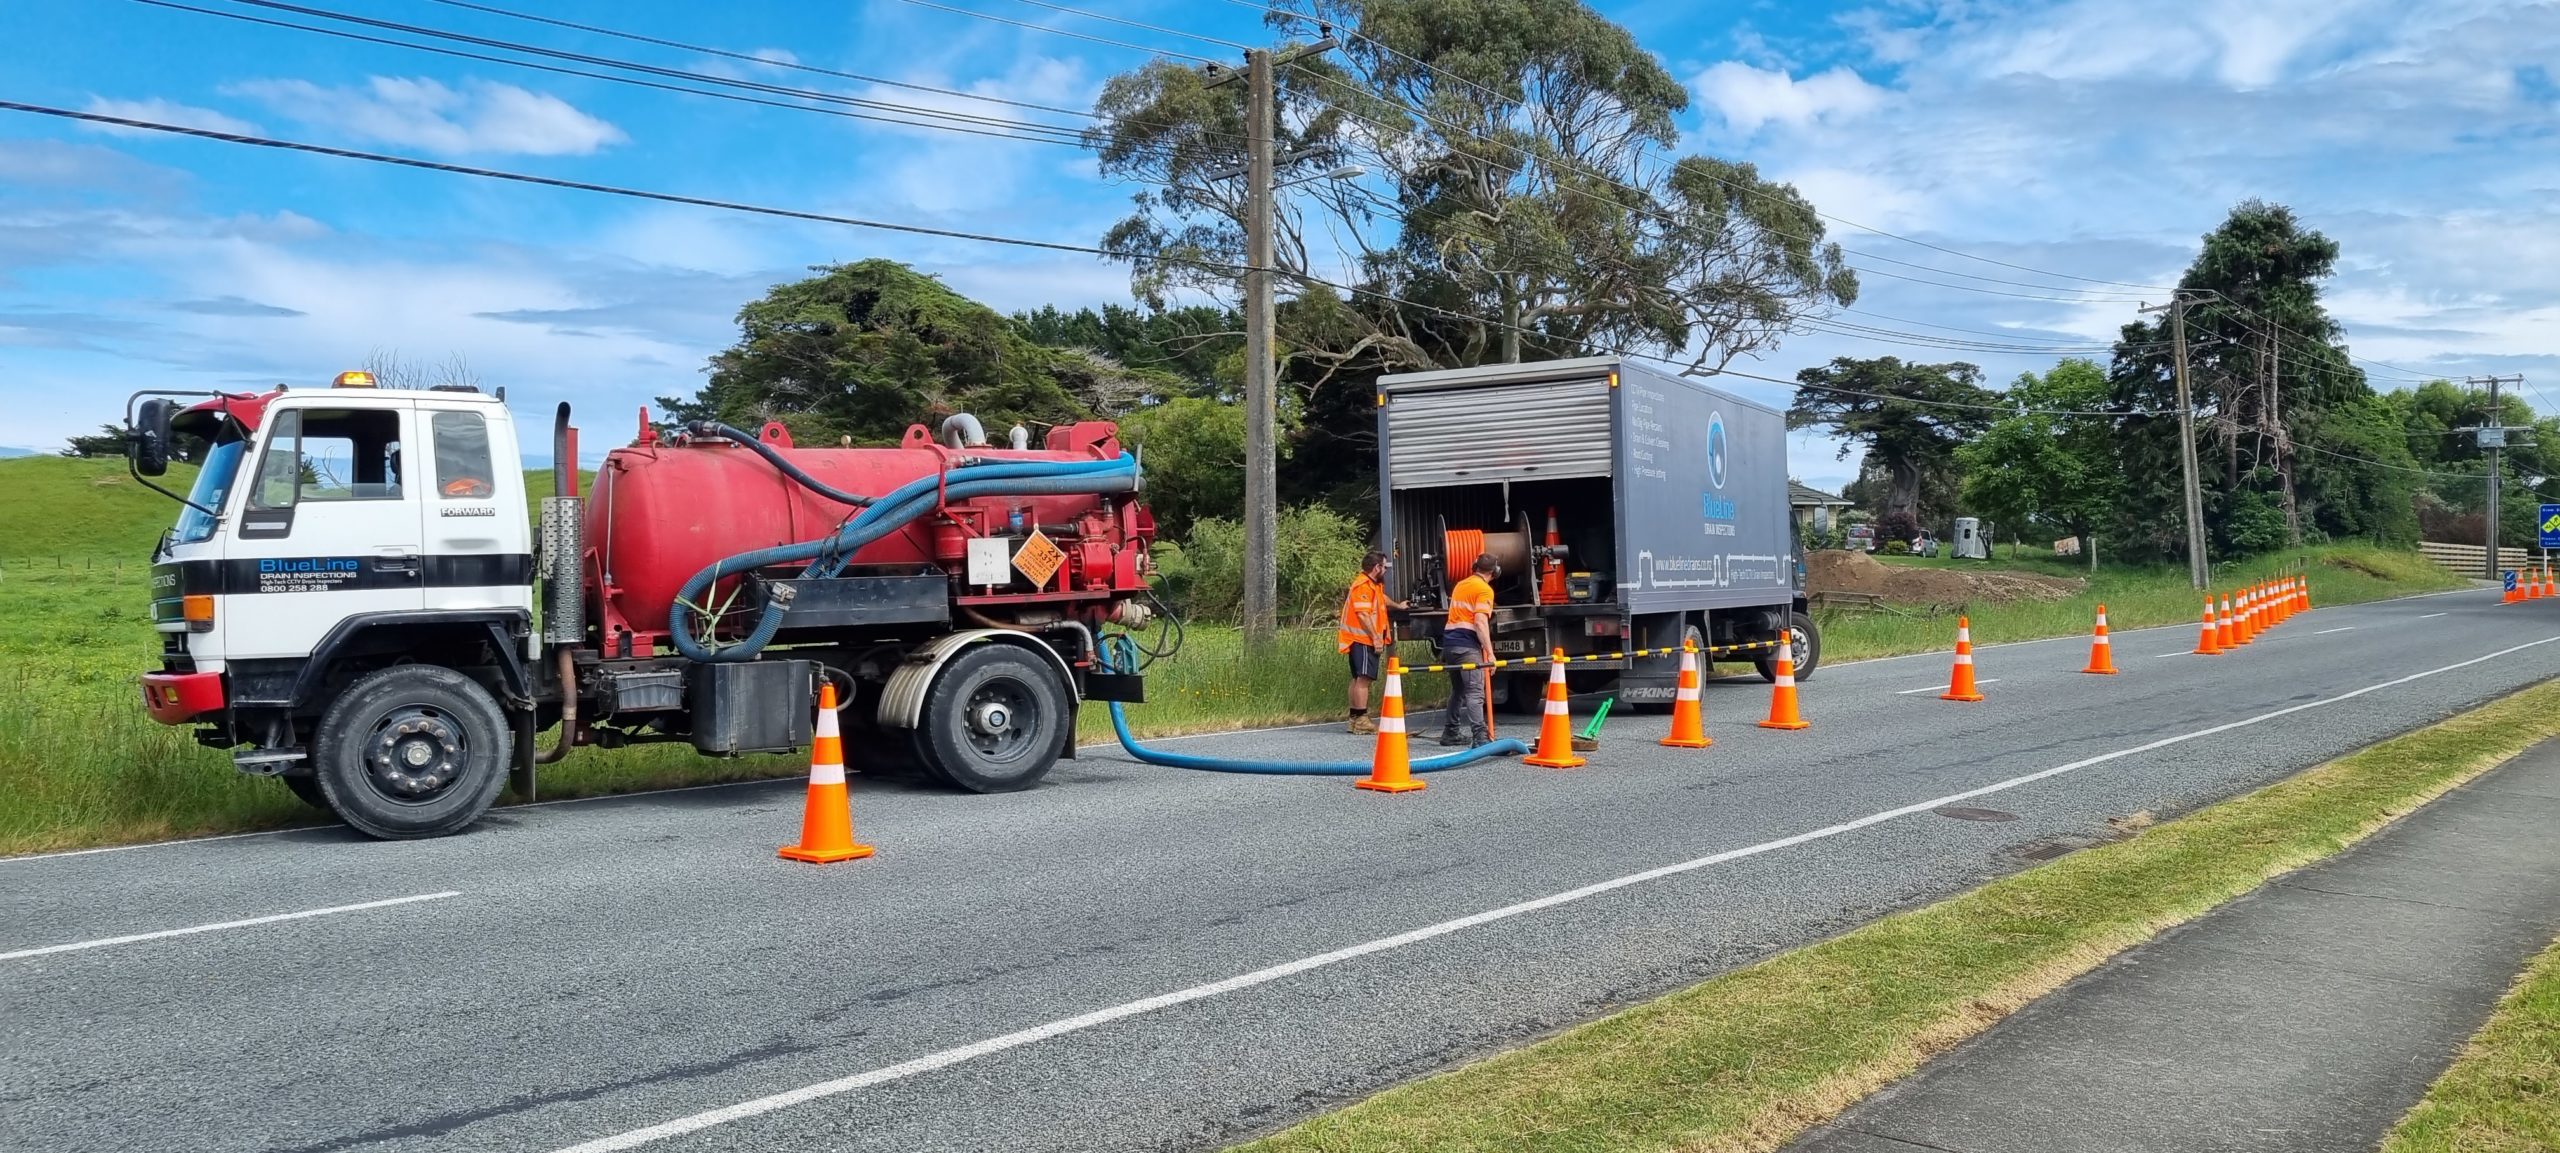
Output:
top-left (2420, 612), bottom-right (2447, 619)
top-left (545, 633), bottom-right (2560, 1153)
top-left (1895, 679), bottom-right (2001, 695)
top-left (0, 892), bottom-right (460, 962)
top-left (2316, 627), bottom-right (2356, 635)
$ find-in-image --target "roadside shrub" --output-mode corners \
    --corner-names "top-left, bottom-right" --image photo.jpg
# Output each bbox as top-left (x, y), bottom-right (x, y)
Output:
top-left (1876, 509), bottom-right (1920, 547)
top-left (1151, 505), bottom-right (1367, 625)
top-left (1881, 540), bottom-right (1911, 556)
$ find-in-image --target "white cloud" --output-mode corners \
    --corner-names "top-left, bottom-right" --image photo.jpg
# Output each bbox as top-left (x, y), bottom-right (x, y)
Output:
top-left (228, 77), bottom-right (625, 156)
top-left (1692, 63), bottom-right (1888, 134)
top-left (79, 96), bottom-right (259, 137)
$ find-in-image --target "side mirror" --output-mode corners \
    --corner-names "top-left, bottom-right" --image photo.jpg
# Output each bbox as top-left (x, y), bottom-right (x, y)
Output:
top-left (132, 398), bottom-right (174, 477)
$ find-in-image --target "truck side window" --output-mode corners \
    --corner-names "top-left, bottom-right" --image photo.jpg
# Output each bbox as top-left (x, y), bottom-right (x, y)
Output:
top-left (249, 409), bottom-right (404, 508)
top-left (431, 411), bottom-right (495, 499)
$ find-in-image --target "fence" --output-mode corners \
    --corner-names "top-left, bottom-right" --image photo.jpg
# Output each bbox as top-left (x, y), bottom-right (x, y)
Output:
top-left (2417, 541), bottom-right (2532, 574)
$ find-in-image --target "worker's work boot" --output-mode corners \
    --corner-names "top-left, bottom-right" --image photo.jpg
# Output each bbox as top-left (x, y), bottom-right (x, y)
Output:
top-left (1347, 715), bottom-right (1376, 736)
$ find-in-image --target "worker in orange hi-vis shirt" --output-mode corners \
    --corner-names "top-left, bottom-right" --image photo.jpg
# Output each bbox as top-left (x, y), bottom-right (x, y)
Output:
top-left (1337, 550), bottom-right (1408, 735)
top-left (1437, 553), bottom-right (1500, 748)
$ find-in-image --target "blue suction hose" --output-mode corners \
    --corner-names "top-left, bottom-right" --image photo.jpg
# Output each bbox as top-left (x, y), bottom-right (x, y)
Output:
top-left (1096, 635), bottom-right (1527, 773)
top-left (668, 454), bottom-right (1139, 662)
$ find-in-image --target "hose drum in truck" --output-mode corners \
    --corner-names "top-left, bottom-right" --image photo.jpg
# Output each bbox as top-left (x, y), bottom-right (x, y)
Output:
top-left (539, 496), bottom-right (585, 644)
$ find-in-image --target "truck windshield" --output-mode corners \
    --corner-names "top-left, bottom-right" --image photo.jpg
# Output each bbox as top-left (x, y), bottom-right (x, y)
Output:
top-left (174, 435), bottom-right (246, 544)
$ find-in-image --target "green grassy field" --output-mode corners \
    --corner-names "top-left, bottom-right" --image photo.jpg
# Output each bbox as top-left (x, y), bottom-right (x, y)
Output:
top-left (0, 456), bottom-right (1423, 853)
top-left (1818, 544), bottom-right (2466, 662)
top-left (1233, 679), bottom-right (2560, 1153)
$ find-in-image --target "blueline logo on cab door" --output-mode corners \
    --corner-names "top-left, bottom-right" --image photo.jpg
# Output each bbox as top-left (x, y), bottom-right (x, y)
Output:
top-left (1699, 411), bottom-right (1738, 534)
top-left (260, 557), bottom-right (361, 574)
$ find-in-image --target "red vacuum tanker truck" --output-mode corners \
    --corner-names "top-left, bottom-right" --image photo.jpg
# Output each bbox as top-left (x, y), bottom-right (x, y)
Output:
top-left (125, 371), bottom-right (1158, 838)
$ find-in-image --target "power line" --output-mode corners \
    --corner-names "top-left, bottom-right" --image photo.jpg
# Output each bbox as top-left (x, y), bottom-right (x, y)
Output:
top-left (1003, 0), bottom-right (1250, 52)
top-left (0, 99), bottom-right (2169, 426)
top-left (136, 0), bottom-right (1103, 148)
top-left (1225, 0), bottom-right (2180, 294)
top-left (948, 0), bottom-right (2158, 309)
top-left (888, 0), bottom-right (1219, 64)
top-left (423, 0), bottom-right (1103, 120)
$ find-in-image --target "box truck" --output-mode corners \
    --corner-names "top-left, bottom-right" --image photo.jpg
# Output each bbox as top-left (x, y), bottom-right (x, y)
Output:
top-left (1374, 356), bottom-right (1817, 709)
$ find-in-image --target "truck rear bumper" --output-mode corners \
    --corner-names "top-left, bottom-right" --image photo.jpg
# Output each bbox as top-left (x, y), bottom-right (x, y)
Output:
top-left (141, 671), bottom-right (225, 725)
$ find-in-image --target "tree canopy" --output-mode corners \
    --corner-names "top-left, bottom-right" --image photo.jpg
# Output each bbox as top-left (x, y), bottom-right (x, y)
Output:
top-left (1789, 356), bottom-right (1995, 535)
top-left (660, 260), bottom-right (1180, 446)
top-left (1956, 360), bottom-right (2123, 564)
top-left (1085, 0), bottom-right (1856, 385)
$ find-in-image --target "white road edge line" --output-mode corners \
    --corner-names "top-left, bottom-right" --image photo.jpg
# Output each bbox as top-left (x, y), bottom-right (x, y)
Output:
top-left (2316, 627), bottom-right (2356, 635)
top-left (1893, 679), bottom-right (2002, 695)
top-left (545, 633), bottom-right (2560, 1153)
top-left (2419, 612), bottom-right (2447, 619)
top-left (6, 585), bottom-right (2498, 865)
top-left (0, 891), bottom-right (460, 962)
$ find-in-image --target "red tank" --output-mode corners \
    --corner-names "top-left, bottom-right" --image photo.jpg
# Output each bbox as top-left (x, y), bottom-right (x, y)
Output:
top-left (582, 417), bottom-right (1153, 652)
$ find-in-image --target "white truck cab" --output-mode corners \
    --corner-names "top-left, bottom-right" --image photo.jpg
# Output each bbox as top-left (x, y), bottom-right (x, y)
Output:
top-left (137, 372), bottom-right (537, 834)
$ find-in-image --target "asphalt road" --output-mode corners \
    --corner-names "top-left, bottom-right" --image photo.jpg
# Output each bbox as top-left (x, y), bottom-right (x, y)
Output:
top-left (4, 586), bottom-right (2555, 1153)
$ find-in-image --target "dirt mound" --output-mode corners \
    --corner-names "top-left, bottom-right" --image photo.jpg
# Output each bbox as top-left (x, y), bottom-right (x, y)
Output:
top-left (1805, 549), bottom-right (1891, 595)
top-left (1806, 549), bottom-right (2085, 606)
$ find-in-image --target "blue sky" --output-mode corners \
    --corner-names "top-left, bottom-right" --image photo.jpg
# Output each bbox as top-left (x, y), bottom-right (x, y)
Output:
top-left (4, 0), bottom-right (2557, 492)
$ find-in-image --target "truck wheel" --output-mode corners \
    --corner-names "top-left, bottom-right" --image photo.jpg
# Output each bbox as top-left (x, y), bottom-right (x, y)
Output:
top-left (311, 665), bottom-right (512, 839)
top-left (1755, 611), bottom-right (1821, 682)
top-left (917, 644), bottom-right (1069, 793)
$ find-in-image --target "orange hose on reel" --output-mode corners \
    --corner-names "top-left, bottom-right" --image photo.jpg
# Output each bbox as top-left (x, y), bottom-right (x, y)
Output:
top-left (1443, 528), bottom-right (1486, 588)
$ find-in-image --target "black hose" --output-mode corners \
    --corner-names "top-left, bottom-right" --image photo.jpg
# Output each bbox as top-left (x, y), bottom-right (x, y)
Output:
top-left (688, 421), bottom-right (874, 507)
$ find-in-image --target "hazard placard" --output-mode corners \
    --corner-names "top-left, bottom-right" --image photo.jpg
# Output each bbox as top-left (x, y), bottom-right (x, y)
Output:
top-left (1012, 529), bottom-right (1066, 589)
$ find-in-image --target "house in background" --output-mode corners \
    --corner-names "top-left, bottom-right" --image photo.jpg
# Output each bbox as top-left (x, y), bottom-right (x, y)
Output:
top-left (1789, 480), bottom-right (1853, 538)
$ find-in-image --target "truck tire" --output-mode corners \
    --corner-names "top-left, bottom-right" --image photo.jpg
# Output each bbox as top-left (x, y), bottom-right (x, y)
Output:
top-left (1755, 611), bottom-right (1821, 683)
top-left (310, 665), bottom-right (512, 839)
top-left (916, 644), bottom-right (1069, 793)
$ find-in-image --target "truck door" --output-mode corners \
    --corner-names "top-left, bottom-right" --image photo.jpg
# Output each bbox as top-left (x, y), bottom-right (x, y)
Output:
top-left (224, 401), bottom-right (424, 660)
top-left (417, 403), bottom-right (533, 616)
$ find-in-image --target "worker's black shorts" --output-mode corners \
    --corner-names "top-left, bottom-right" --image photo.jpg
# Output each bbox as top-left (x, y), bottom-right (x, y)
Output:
top-left (1345, 643), bottom-right (1380, 679)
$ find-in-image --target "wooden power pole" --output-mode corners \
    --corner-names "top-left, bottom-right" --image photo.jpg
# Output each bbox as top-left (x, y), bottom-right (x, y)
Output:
top-left (2142, 292), bottom-right (2211, 588)
top-left (1205, 37), bottom-right (1333, 648)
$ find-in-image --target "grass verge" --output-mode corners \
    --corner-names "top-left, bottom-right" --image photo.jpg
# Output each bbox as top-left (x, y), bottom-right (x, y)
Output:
top-left (1818, 543), bottom-right (2464, 663)
top-left (2379, 934), bottom-right (2560, 1153)
top-left (1231, 679), bottom-right (2560, 1153)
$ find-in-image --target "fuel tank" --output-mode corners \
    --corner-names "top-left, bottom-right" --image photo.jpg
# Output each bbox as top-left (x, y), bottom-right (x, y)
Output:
top-left (583, 419), bottom-right (1145, 643)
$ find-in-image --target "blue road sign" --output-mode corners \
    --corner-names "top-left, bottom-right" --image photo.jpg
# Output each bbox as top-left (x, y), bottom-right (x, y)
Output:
top-left (2540, 503), bottom-right (2560, 549)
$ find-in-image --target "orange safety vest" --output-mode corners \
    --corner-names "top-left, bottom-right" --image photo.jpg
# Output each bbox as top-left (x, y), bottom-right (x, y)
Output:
top-left (1444, 575), bottom-right (1495, 638)
top-left (1338, 573), bottom-right (1389, 653)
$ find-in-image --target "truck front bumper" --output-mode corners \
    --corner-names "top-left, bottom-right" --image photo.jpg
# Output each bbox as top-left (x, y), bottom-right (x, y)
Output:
top-left (141, 671), bottom-right (225, 725)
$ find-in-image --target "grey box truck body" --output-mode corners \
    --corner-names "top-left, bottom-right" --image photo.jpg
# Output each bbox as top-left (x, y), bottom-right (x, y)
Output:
top-left (1375, 356), bottom-right (1817, 706)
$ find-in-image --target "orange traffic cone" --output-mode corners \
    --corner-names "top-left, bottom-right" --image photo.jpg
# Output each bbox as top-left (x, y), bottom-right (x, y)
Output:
top-left (2300, 575), bottom-right (2313, 612)
top-left (779, 682), bottom-right (875, 863)
top-left (1757, 633), bottom-right (1810, 730)
top-left (2194, 600), bottom-right (2225, 655)
top-left (2544, 566), bottom-right (2555, 599)
top-left (1521, 649), bottom-right (1586, 768)
top-left (1661, 641), bottom-right (1711, 749)
top-left (2233, 589), bottom-right (2257, 644)
top-left (2260, 582), bottom-right (2278, 628)
top-left (1941, 616), bottom-right (1986, 701)
top-left (1356, 657), bottom-right (1424, 793)
top-left (2082, 603), bottom-right (2119, 674)
top-left (2276, 578), bottom-right (2293, 622)
top-left (2217, 595), bottom-right (2237, 650)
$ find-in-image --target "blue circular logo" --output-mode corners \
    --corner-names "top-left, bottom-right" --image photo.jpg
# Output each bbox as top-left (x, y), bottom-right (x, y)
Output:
top-left (1705, 412), bottom-right (1728, 490)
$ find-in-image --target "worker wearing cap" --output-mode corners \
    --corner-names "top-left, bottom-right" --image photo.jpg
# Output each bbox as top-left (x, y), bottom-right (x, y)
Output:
top-left (1438, 553), bottom-right (1500, 747)
top-left (1338, 551), bottom-right (1408, 735)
